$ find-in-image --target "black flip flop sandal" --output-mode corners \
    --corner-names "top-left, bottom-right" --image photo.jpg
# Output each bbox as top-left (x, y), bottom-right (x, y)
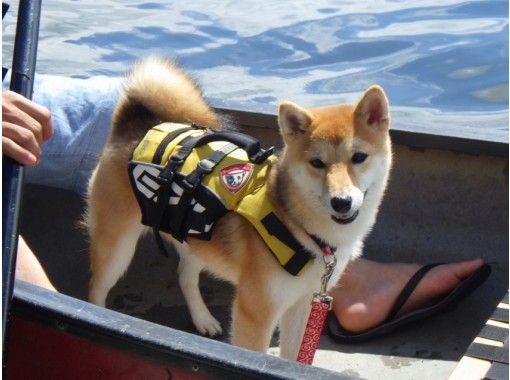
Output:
top-left (327, 263), bottom-right (492, 343)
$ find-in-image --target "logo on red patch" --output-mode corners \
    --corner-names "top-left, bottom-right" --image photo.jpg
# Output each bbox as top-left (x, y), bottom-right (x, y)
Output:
top-left (220, 163), bottom-right (253, 193)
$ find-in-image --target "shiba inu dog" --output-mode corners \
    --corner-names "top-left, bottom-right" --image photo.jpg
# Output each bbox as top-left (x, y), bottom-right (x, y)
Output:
top-left (85, 56), bottom-right (392, 361)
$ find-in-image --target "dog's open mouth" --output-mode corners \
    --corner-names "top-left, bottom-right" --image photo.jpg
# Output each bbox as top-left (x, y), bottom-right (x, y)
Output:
top-left (331, 210), bottom-right (359, 224)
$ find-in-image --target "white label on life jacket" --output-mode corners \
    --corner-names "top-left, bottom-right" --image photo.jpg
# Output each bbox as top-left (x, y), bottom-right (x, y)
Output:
top-left (133, 164), bottom-right (162, 200)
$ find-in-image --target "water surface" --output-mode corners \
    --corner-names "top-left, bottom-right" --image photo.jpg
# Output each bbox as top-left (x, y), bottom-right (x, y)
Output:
top-left (3, 1), bottom-right (508, 141)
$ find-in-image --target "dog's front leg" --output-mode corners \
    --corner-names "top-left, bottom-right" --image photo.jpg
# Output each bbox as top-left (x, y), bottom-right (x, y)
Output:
top-left (230, 283), bottom-right (280, 353)
top-left (278, 296), bottom-right (313, 361)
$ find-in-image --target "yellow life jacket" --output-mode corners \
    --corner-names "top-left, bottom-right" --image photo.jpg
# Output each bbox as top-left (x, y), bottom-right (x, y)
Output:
top-left (128, 122), bottom-right (314, 275)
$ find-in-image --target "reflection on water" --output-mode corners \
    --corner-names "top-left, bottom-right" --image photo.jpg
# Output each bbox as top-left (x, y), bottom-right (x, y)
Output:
top-left (2, 0), bottom-right (508, 140)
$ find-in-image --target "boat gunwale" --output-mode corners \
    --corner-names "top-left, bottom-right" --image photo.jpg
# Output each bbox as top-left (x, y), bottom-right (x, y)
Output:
top-left (9, 280), bottom-right (354, 380)
top-left (214, 106), bottom-right (508, 157)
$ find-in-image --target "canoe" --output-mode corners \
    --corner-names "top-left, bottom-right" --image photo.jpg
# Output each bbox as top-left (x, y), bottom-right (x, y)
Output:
top-left (4, 104), bottom-right (507, 379)
top-left (3, 1), bottom-right (507, 379)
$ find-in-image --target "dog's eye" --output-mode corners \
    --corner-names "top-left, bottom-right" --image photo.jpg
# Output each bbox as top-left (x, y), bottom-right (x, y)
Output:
top-left (309, 158), bottom-right (326, 169)
top-left (351, 152), bottom-right (368, 164)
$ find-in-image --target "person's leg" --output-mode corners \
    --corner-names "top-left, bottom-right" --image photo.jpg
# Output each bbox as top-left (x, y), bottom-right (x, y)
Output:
top-left (15, 236), bottom-right (56, 291)
top-left (330, 258), bottom-right (484, 333)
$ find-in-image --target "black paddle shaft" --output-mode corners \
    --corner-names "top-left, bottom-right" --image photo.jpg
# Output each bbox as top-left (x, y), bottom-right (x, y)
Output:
top-left (2, 0), bottom-right (42, 344)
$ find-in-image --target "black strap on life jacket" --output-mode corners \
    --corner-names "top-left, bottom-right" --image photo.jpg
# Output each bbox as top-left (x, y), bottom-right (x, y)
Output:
top-left (181, 142), bottom-right (238, 192)
top-left (152, 133), bottom-right (205, 255)
top-left (171, 142), bottom-right (238, 241)
top-left (151, 125), bottom-right (274, 256)
top-left (151, 126), bottom-right (197, 164)
top-left (261, 212), bottom-right (314, 275)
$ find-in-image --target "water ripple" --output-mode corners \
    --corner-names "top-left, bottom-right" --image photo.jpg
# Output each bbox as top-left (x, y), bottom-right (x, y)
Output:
top-left (1, 0), bottom-right (507, 138)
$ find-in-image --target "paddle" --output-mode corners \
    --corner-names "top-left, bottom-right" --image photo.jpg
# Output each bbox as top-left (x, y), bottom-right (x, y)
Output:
top-left (2, 0), bottom-right (42, 344)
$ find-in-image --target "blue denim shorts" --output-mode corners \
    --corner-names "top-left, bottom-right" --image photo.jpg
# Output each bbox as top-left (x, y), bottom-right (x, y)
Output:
top-left (4, 73), bottom-right (123, 195)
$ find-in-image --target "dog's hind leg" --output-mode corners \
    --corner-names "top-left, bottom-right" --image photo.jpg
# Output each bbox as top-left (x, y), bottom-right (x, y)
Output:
top-left (176, 243), bottom-right (222, 337)
top-left (89, 220), bottom-right (144, 307)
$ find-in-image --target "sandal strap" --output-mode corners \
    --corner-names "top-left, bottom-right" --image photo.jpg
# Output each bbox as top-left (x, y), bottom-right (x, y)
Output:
top-left (386, 263), bottom-right (443, 321)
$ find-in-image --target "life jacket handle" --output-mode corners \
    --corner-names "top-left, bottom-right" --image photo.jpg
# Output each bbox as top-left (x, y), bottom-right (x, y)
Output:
top-left (191, 129), bottom-right (274, 164)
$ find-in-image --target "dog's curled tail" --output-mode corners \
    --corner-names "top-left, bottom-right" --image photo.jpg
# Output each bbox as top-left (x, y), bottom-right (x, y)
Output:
top-left (111, 56), bottom-right (220, 137)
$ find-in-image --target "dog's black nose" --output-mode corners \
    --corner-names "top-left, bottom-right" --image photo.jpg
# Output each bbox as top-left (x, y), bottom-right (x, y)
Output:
top-left (331, 196), bottom-right (352, 213)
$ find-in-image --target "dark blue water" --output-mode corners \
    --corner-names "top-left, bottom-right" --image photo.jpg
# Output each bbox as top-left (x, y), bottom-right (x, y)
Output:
top-left (2, 0), bottom-right (508, 140)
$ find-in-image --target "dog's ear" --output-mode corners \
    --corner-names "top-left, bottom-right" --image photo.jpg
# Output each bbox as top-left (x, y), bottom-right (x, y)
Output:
top-left (354, 85), bottom-right (390, 130)
top-left (278, 101), bottom-right (313, 139)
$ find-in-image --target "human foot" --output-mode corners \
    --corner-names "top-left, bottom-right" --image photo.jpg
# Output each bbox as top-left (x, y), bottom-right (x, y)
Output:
top-left (330, 258), bottom-right (485, 333)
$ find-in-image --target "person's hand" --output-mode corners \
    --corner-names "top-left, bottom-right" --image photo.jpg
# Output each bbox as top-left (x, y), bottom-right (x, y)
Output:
top-left (2, 90), bottom-right (53, 166)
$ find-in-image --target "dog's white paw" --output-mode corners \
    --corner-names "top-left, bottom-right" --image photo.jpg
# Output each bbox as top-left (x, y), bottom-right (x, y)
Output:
top-left (192, 312), bottom-right (223, 337)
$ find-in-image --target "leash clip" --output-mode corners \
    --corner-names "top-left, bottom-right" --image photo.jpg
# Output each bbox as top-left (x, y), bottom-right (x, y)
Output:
top-left (318, 255), bottom-right (336, 307)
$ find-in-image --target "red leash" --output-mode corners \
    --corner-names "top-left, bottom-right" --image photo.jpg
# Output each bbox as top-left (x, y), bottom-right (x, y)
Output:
top-left (296, 294), bottom-right (332, 364)
top-left (296, 245), bottom-right (337, 365)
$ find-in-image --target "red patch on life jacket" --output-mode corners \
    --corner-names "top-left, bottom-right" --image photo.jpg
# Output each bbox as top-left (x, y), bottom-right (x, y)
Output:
top-left (220, 163), bottom-right (253, 193)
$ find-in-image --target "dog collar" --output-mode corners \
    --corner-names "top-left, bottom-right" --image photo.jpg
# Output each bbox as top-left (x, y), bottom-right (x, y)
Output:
top-left (309, 234), bottom-right (337, 257)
